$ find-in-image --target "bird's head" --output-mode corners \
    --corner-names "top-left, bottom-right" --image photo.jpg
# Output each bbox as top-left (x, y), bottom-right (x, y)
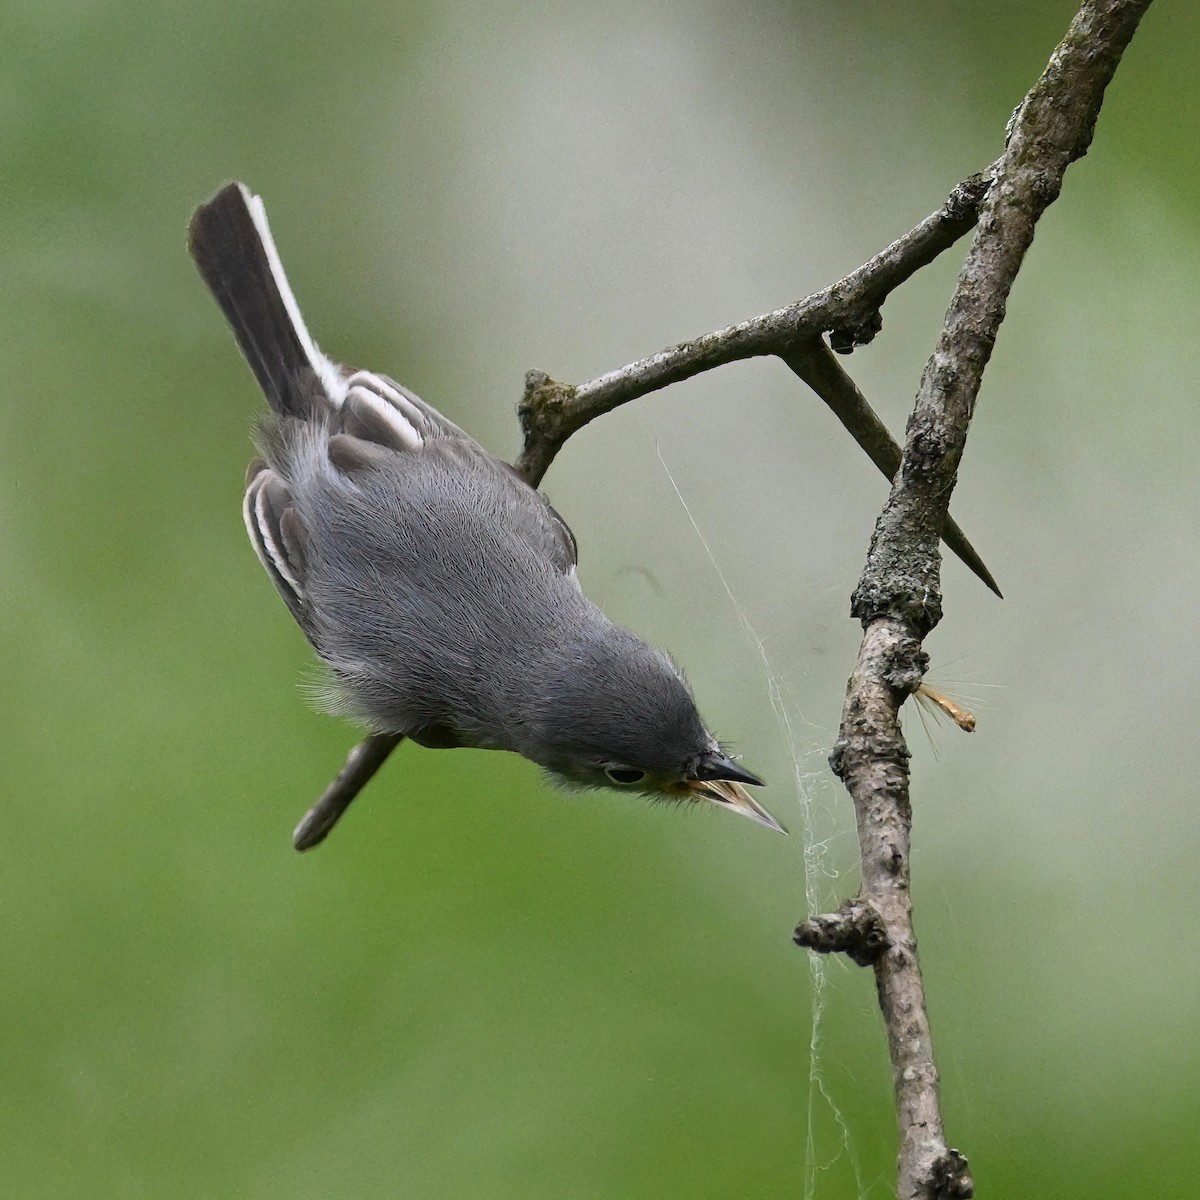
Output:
top-left (527, 624), bottom-right (785, 834)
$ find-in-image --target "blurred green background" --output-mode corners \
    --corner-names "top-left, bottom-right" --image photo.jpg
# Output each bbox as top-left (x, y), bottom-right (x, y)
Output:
top-left (3, 1), bottom-right (1196, 1196)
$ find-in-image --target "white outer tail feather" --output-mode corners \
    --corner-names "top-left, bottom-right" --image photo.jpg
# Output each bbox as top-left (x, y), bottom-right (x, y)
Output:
top-left (239, 186), bottom-right (426, 450)
top-left (238, 183), bottom-right (348, 407)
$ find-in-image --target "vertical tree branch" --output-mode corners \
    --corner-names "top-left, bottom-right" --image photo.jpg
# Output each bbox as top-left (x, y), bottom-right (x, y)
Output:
top-left (815, 4), bottom-right (1153, 1196)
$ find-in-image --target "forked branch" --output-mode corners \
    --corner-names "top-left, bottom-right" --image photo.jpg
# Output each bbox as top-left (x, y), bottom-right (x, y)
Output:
top-left (302, 11), bottom-right (1152, 1199)
top-left (515, 168), bottom-right (996, 503)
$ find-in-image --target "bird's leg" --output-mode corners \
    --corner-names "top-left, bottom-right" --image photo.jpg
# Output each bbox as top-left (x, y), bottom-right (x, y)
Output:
top-left (292, 733), bottom-right (404, 851)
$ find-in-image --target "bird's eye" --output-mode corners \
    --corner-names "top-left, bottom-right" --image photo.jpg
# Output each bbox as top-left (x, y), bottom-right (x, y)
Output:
top-left (604, 767), bottom-right (646, 786)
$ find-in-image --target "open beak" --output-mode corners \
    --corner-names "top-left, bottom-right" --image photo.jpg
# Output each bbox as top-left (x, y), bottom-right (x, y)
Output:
top-left (680, 777), bottom-right (787, 835)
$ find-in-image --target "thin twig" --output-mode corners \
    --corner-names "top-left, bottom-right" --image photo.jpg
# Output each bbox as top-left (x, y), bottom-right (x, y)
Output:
top-left (514, 168), bottom-right (995, 488)
top-left (780, 339), bottom-right (1001, 596)
top-left (824, 4), bottom-right (1152, 1197)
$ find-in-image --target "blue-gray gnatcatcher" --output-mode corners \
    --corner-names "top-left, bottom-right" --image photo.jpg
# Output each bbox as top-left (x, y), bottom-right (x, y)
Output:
top-left (189, 183), bottom-right (784, 842)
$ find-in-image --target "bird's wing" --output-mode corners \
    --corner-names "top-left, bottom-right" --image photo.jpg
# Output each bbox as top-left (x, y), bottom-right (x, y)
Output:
top-left (334, 368), bottom-right (486, 454)
top-left (332, 372), bottom-right (581, 577)
top-left (243, 460), bottom-right (312, 628)
top-left (529, 493), bottom-right (579, 575)
top-left (495, 462), bottom-right (579, 576)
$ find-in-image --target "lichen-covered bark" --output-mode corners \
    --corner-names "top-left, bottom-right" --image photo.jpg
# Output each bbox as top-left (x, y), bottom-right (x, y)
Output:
top-left (829, 4), bottom-right (1152, 1197)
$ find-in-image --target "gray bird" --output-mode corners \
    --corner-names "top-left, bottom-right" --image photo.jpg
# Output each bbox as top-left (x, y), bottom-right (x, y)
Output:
top-left (188, 183), bottom-right (784, 845)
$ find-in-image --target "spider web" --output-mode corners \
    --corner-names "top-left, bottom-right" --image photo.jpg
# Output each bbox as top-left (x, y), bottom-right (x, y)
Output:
top-left (653, 443), bottom-right (870, 1200)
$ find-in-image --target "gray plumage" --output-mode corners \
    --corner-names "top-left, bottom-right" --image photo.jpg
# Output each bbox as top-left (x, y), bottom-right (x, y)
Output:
top-left (189, 182), bottom-right (782, 835)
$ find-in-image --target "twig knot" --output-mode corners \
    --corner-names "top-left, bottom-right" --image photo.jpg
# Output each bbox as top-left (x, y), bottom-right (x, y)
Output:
top-left (793, 900), bottom-right (890, 967)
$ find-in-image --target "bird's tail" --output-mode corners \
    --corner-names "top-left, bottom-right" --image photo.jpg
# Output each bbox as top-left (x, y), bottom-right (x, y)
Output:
top-left (188, 182), bottom-right (347, 417)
